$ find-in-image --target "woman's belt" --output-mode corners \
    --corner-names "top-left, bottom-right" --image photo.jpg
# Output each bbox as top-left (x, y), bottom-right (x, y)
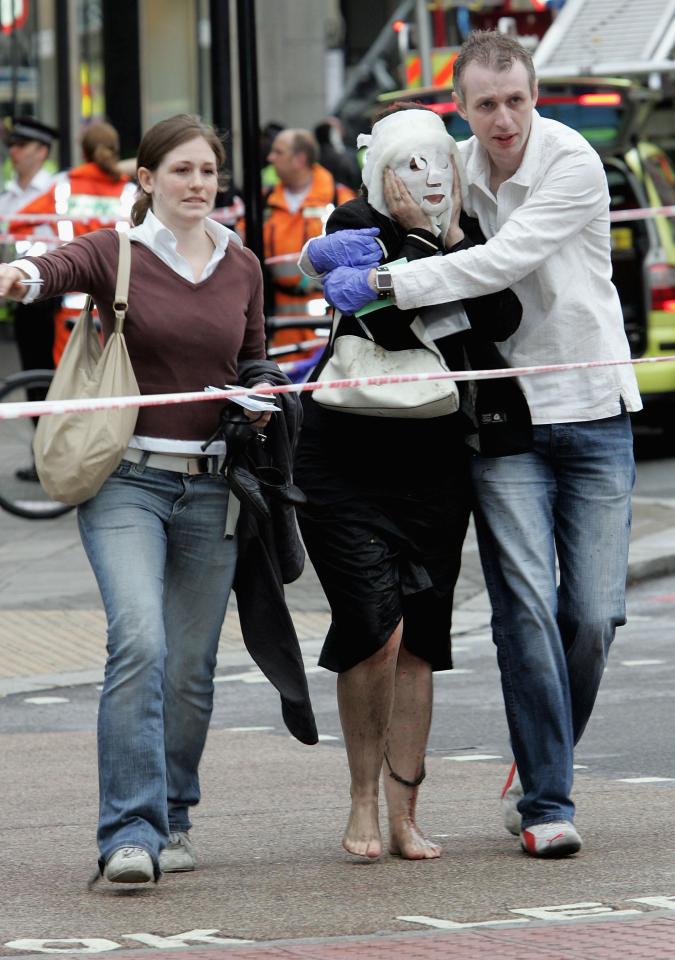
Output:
top-left (123, 447), bottom-right (226, 475)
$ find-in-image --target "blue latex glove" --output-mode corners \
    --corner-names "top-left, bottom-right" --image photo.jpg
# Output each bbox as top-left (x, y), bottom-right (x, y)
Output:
top-left (307, 227), bottom-right (382, 273)
top-left (323, 266), bottom-right (376, 314)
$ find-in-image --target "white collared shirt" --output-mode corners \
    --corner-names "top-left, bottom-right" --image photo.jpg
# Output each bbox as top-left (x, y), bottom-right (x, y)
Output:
top-left (127, 207), bottom-right (242, 280)
top-left (0, 167), bottom-right (54, 218)
top-left (387, 111), bottom-right (642, 423)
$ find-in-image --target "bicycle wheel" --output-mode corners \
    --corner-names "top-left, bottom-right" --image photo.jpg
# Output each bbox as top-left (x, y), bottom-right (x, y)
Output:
top-left (0, 369), bottom-right (74, 520)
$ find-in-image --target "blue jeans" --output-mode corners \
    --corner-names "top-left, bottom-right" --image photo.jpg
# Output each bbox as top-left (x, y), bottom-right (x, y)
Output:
top-left (78, 459), bottom-right (237, 867)
top-left (471, 412), bottom-right (635, 828)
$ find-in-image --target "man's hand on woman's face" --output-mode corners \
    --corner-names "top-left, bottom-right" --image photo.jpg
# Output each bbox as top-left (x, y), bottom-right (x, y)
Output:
top-left (383, 168), bottom-right (434, 233)
top-left (443, 158), bottom-right (465, 248)
top-left (0, 265), bottom-right (29, 300)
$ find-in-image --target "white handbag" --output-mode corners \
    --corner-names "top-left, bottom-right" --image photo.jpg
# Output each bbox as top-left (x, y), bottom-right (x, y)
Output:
top-left (313, 311), bottom-right (459, 419)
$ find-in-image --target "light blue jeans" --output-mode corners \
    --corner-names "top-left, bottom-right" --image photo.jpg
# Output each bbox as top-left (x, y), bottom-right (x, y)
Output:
top-left (78, 459), bottom-right (237, 868)
top-left (471, 411), bottom-right (635, 828)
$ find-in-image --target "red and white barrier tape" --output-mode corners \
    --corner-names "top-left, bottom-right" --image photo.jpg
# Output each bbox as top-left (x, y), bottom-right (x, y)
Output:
top-left (249, 204), bottom-right (675, 266)
top-left (1, 354), bottom-right (674, 422)
top-left (2, 203), bottom-right (671, 261)
top-left (610, 204), bottom-right (675, 223)
top-left (0, 205), bottom-right (243, 226)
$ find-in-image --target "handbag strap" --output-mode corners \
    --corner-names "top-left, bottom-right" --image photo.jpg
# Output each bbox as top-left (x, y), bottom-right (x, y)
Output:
top-left (112, 231), bottom-right (131, 334)
top-left (327, 309), bottom-right (375, 346)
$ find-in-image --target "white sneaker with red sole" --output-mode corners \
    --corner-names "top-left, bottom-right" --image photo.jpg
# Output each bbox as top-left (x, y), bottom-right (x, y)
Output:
top-left (501, 761), bottom-right (522, 837)
top-left (521, 821), bottom-right (582, 858)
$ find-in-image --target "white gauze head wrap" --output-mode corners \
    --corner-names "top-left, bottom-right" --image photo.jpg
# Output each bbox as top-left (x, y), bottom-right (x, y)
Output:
top-left (357, 109), bottom-right (468, 237)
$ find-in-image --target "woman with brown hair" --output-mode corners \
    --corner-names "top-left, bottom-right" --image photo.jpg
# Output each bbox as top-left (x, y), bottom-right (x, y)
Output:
top-left (0, 115), bottom-right (281, 884)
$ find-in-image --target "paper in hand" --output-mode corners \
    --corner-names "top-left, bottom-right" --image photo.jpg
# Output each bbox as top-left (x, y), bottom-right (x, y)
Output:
top-left (205, 385), bottom-right (279, 413)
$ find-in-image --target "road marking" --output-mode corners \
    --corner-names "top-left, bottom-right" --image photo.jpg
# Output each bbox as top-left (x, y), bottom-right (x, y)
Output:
top-left (225, 726), bottom-right (274, 732)
top-left (214, 669), bottom-right (268, 684)
top-left (510, 902), bottom-right (642, 921)
top-left (620, 659), bottom-right (666, 666)
top-left (23, 696), bottom-right (69, 705)
top-left (399, 916), bottom-right (528, 930)
top-left (5, 930), bottom-right (254, 954)
top-left (399, 898), bottom-right (648, 931)
top-left (318, 734), bottom-right (340, 741)
top-left (617, 776), bottom-right (675, 783)
top-left (442, 754), bottom-right (502, 762)
top-left (214, 666), bottom-right (323, 684)
top-left (10, 895), bottom-right (675, 951)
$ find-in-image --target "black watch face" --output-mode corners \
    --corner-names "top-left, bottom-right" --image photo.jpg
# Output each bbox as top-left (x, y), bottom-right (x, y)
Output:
top-left (376, 270), bottom-right (393, 291)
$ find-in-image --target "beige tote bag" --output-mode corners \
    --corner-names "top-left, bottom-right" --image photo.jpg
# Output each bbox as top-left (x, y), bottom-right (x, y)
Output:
top-left (314, 312), bottom-right (459, 418)
top-left (33, 231), bottom-right (139, 505)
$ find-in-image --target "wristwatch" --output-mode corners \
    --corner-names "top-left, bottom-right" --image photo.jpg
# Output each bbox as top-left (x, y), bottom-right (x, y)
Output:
top-left (374, 265), bottom-right (394, 299)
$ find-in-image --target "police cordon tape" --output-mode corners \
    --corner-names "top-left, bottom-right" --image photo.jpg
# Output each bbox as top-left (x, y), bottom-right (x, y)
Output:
top-left (2, 203), bottom-right (673, 263)
top-left (261, 204), bottom-right (675, 264)
top-left (2, 354), bottom-right (675, 422)
top-left (0, 206), bottom-right (243, 226)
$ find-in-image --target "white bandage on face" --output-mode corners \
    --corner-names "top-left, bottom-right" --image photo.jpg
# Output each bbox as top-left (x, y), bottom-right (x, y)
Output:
top-left (357, 109), bottom-right (468, 236)
top-left (392, 147), bottom-right (454, 220)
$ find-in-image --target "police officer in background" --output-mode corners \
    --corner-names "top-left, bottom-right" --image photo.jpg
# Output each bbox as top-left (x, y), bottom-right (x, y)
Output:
top-left (0, 117), bottom-right (60, 476)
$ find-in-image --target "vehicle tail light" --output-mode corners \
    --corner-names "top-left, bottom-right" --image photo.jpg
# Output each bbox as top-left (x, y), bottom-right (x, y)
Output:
top-left (649, 263), bottom-right (675, 312)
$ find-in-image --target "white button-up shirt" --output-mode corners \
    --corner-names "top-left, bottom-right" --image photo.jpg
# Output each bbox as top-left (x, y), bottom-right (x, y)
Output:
top-left (388, 111), bottom-right (642, 424)
top-left (0, 167), bottom-right (54, 218)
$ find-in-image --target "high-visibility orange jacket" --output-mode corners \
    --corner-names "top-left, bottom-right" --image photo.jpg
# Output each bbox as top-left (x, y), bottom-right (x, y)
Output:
top-left (11, 162), bottom-right (134, 364)
top-left (259, 163), bottom-right (354, 354)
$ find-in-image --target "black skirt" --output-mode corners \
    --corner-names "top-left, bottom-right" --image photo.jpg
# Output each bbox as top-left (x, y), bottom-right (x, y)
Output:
top-left (295, 392), bottom-right (472, 673)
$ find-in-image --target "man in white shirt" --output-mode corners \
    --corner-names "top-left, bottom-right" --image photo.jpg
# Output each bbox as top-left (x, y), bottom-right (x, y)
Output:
top-left (0, 116), bottom-right (59, 478)
top-left (0, 116), bottom-right (58, 217)
top-left (313, 31), bottom-right (640, 859)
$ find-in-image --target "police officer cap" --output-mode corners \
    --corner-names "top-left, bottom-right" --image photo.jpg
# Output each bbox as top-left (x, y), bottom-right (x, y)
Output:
top-left (7, 117), bottom-right (59, 147)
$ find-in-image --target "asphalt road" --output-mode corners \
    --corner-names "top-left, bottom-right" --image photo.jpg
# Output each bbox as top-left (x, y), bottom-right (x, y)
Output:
top-left (0, 432), bottom-right (674, 954)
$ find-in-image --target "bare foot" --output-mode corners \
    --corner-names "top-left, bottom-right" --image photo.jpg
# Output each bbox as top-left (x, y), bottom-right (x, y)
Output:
top-left (342, 798), bottom-right (382, 859)
top-left (388, 814), bottom-right (442, 859)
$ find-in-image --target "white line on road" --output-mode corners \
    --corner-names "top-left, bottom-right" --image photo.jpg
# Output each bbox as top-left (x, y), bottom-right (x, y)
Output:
top-left (617, 777), bottom-right (675, 783)
top-left (23, 696), bottom-right (69, 704)
top-left (442, 754), bottom-right (502, 762)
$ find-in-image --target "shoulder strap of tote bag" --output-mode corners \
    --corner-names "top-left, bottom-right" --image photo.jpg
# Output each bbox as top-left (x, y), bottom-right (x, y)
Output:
top-left (112, 231), bottom-right (131, 333)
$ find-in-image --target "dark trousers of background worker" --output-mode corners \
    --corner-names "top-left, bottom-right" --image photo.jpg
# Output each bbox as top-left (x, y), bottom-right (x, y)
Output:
top-left (13, 298), bottom-right (58, 400)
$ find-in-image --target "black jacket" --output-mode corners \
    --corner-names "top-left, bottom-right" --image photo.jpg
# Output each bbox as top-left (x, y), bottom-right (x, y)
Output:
top-left (231, 359), bottom-right (317, 745)
top-left (323, 197), bottom-right (532, 457)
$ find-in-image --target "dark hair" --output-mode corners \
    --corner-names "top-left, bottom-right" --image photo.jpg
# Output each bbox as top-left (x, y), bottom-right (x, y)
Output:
top-left (81, 122), bottom-right (121, 180)
top-left (453, 30), bottom-right (536, 104)
top-left (371, 100), bottom-right (434, 127)
top-left (131, 114), bottom-right (227, 226)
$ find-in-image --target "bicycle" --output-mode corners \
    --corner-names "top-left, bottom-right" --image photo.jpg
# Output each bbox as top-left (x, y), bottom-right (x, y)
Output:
top-left (0, 368), bottom-right (74, 519)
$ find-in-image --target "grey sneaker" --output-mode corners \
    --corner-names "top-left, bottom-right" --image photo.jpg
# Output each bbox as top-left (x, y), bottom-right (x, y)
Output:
top-left (501, 761), bottom-right (523, 837)
top-left (104, 846), bottom-right (154, 883)
top-left (159, 831), bottom-right (196, 873)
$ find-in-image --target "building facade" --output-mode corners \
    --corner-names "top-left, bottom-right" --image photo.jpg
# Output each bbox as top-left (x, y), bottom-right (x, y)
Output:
top-left (0, 0), bottom-right (342, 181)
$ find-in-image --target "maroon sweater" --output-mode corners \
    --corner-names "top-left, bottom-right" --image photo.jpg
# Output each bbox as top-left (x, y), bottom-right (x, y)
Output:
top-left (28, 229), bottom-right (266, 441)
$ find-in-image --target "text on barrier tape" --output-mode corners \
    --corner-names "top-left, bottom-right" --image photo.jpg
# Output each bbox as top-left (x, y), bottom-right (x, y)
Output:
top-left (1, 355), bottom-right (675, 422)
